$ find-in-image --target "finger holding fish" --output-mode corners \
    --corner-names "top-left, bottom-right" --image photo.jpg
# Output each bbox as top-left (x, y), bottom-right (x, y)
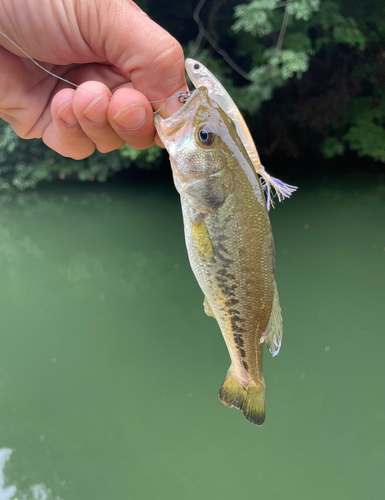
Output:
top-left (46, 81), bottom-right (171, 157)
top-left (0, 0), bottom-right (188, 156)
top-left (107, 87), bottom-right (156, 151)
top-left (71, 81), bottom-right (158, 153)
top-left (43, 88), bottom-right (96, 160)
top-left (72, 82), bottom-right (126, 154)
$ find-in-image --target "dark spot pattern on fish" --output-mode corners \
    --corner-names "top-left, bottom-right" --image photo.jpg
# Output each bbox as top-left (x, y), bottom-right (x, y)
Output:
top-left (220, 284), bottom-right (236, 297)
top-left (215, 250), bottom-right (234, 266)
top-left (232, 314), bottom-right (245, 323)
top-left (227, 307), bottom-right (247, 359)
top-left (215, 274), bottom-right (227, 285)
top-left (242, 360), bottom-right (249, 370)
top-left (236, 336), bottom-right (244, 347)
top-left (216, 241), bottom-right (230, 255)
top-left (216, 268), bottom-right (235, 281)
top-left (234, 333), bottom-right (245, 354)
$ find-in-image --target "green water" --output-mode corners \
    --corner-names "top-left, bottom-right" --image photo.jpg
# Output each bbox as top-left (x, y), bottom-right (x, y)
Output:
top-left (0, 179), bottom-right (384, 500)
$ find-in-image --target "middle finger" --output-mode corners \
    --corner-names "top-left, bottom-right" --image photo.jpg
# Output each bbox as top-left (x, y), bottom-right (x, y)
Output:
top-left (72, 81), bottom-right (126, 153)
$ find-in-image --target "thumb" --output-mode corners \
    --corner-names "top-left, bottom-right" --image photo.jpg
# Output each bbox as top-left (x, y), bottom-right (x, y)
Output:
top-left (81, 0), bottom-right (187, 117)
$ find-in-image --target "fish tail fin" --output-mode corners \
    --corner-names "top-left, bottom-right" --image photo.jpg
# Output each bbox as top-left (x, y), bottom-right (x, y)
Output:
top-left (219, 371), bottom-right (265, 426)
top-left (259, 166), bottom-right (297, 211)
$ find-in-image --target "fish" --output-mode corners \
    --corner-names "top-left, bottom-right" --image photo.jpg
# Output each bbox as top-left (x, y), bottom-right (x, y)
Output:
top-left (154, 85), bottom-right (283, 426)
top-left (185, 58), bottom-right (297, 210)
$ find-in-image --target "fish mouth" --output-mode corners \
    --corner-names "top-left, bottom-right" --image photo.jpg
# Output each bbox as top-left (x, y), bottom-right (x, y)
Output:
top-left (154, 88), bottom-right (203, 144)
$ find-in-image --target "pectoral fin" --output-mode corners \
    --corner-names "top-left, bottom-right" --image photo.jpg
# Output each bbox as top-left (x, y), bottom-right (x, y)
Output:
top-left (264, 283), bottom-right (283, 357)
top-left (182, 170), bottom-right (233, 214)
top-left (203, 297), bottom-right (216, 318)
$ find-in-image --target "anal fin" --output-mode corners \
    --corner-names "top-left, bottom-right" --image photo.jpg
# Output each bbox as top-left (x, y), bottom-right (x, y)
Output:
top-left (265, 283), bottom-right (283, 357)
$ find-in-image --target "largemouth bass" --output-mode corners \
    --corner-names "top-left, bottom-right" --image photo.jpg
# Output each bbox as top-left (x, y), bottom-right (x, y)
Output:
top-left (154, 86), bottom-right (283, 426)
top-left (185, 58), bottom-right (297, 210)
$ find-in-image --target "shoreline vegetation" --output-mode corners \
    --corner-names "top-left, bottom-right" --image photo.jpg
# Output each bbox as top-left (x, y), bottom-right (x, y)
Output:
top-left (0, 0), bottom-right (384, 191)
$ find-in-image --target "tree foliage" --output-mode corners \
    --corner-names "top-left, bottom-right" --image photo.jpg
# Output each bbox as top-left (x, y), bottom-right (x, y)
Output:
top-left (224, 0), bottom-right (385, 163)
top-left (0, 120), bottom-right (162, 191)
top-left (0, 0), bottom-right (384, 191)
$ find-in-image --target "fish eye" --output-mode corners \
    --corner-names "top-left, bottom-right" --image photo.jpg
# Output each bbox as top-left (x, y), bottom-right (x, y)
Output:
top-left (196, 125), bottom-right (217, 147)
top-left (194, 63), bottom-right (200, 70)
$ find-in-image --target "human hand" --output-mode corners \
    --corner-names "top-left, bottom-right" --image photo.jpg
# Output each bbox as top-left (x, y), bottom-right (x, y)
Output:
top-left (0, 0), bottom-right (187, 159)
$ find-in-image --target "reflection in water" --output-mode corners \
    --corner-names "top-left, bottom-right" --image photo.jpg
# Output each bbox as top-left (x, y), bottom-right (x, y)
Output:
top-left (0, 449), bottom-right (16, 500)
top-left (0, 449), bottom-right (62, 500)
top-left (0, 226), bottom-right (44, 267)
top-left (0, 187), bottom-right (166, 300)
top-left (21, 484), bottom-right (62, 500)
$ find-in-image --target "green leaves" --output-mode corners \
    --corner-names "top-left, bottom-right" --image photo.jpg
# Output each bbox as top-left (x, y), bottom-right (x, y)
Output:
top-left (286, 0), bottom-right (320, 21)
top-left (265, 48), bottom-right (309, 80)
top-left (0, 123), bottom-right (18, 162)
top-left (227, 0), bottom-right (384, 163)
top-left (321, 138), bottom-right (345, 159)
top-left (322, 87), bottom-right (385, 162)
top-left (284, 33), bottom-right (313, 54)
top-left (0, 121), bottom-right (163, 191)
top-left (345, 121), bottom-right (385, 162)
top-left (119, 144), bottom-right (163, 170)
top-left (312, 1), bottom-right (366, 50)
top-left (236, 49), bottom-right (309, 112)
top-left (333, 19), bottom-right (366, 50)
top-left (231, 1), bottom-right (313, 112)
top-left (233, 0), bottom-right (279, 37)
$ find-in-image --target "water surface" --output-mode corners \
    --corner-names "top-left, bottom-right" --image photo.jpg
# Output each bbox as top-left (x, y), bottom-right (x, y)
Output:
top-left (0, 180), bottom-right (384, 499)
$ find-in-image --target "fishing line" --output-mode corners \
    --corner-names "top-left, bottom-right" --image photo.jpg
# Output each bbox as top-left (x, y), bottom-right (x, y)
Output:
top-left (0, 29), bottom-right (185, 114)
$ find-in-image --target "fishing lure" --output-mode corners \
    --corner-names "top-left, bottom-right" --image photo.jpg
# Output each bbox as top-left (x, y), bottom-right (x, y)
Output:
top-left (185, 58), bottom-right (297, 210)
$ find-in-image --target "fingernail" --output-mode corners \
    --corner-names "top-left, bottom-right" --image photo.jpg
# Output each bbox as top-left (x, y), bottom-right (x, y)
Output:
top-left (113, 103), bottom-right (146, 131)
top-left (57, 101), bottom-right (78, 127)
top-left (82, 93), bottom-right (108, 125)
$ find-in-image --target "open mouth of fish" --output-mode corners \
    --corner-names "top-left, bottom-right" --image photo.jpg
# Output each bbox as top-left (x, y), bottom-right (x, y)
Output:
top-left (154, 88), bottom-right (201, 146)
